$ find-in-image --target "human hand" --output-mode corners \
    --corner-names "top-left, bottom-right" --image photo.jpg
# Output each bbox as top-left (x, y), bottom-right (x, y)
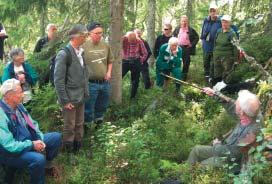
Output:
top-left (64, 103), bottom-right (74, 110)
top-left (17, 73), bottom-right (26, 83)
top-left (202, 87), bottom-right (215, 96)
top-left (104, 72), bottom-right (111, 81)
top-left (33, 140), bottom-right (46, 152)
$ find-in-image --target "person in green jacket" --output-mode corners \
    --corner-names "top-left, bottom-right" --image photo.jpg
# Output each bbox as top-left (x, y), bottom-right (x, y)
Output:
top-left (156, 37), bottom-right (183, 94)
top-left (2, 48), bottom-right (38, 103)
top-left (212, 15), bottom-right (239, 86)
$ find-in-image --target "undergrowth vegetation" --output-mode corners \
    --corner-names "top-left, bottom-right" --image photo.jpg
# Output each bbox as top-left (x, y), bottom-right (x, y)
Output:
top-left (0, 41), bottom-right (271, 184)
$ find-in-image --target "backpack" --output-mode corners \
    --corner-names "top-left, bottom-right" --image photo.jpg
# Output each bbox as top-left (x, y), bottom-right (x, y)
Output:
top-left (49, 46), bottom-right (72, 86)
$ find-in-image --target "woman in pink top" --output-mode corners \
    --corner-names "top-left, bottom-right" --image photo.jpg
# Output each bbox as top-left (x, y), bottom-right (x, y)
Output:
top-left (173, 15), bottom-right (199, 80)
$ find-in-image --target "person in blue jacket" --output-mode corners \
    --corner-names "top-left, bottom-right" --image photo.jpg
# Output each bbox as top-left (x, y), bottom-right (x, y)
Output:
top-left (2, 48), bottom-right (38, 103)
top-left (0, 79), bottom-right (61, 184)
top-left (200, 4), bottom-right (222, 84)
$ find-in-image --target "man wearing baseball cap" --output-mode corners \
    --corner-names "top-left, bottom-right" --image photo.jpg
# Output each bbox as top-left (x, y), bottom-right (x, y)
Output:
top-left (82, 22), bottom-right (113, 128)
top-left (212, 15), bottom-right (239, 88)
top-left (54, 24), bottom-right (89, 159)
top-left (200, 3), bottom-right (222, 85)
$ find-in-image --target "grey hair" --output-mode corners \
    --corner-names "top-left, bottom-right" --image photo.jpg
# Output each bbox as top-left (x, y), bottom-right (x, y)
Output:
top-left (68, 24), bottom-right (88, 39)
top-left (0, 79), bottom-right (21, 96)
top-left (237, 90), bottom-right (260, 117)
top-left (168, 37), bottom-right (179, 45)
top-left (46, 23), bottom-right (56, 32)
top-left (9, 48), bottom-right (24, 61)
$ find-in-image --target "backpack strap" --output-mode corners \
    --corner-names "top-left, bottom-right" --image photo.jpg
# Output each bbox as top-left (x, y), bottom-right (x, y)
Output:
top-left (62, 46), bottom-right (72, 68)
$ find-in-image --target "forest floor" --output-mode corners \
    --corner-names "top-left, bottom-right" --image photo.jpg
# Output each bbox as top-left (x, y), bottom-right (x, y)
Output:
top-left (1, 48), bottom-right (272, 184)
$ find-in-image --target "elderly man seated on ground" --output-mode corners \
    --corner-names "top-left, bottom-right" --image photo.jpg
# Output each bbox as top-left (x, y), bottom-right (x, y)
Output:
top-left (188, 88), bottom-right (263, 170)
top-left (0, 79), bottom-right (61, 184)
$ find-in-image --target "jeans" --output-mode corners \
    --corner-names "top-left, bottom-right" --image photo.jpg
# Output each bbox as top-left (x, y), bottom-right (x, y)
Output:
top-left (122, 59), bottom-right (141, 98)
top-left (0, 132), bottom-right (62, 184)
top-left (84, 82), bottom-right (110, 122)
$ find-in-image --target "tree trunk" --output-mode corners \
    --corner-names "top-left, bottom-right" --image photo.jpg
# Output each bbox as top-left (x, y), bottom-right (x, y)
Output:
top-left (131, 0), bottom-right (138, 29)
top-left (146, 0), bottom-right (156, 66)
top-left (109, 0), bottom-right (124, 104)
top-left (185, 0), bottom-right (194, 25)
top-left (265, 2), bottom-right (272, 34)
top-left (39, 0), bottom-right (47, 37)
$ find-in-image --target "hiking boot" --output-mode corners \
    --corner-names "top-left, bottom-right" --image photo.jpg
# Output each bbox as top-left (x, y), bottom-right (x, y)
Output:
top-left (95, 119), bottom-right (103, 130)
top-left (45, 166), bottom-right (60, 179)
top-left (73, 141), bottom-right (82, 154)
top-left (62, 142), bottom-right (73, 153)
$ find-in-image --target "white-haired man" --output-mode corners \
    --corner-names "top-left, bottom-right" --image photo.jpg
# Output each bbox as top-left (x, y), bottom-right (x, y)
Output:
top-left (188, 88), bottom-right (263, 169)
top-left (34, 23), bottom-right (58, 53)
top-left (156, 37), bottom-right (183, 94)
top-left (122, 31), bottom-right (148, 98)
top-left (0, 79), bottom-right (62, 184)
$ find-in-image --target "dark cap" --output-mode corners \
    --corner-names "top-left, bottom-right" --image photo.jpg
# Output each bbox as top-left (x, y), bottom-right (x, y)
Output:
top-left (68, 24), bottom-right (88, 38)
top-left (87, 22), bottom-right (102, 31)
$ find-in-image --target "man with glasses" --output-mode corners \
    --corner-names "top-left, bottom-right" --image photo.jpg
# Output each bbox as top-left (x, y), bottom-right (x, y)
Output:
top-left (154, 23), bottom-right (173, 59)
top-left (82, 22), bottom-right (113, 128)
top-left (0, 79), bottom-right (61, 184)
top-left (54, 24), bottom-right (89, 159)
top-left (200, 4), bottom-right (222, 84)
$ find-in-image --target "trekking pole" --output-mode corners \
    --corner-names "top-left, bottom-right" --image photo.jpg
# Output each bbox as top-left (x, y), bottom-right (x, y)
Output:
top-left (160, 73), bottom-right (232, 102)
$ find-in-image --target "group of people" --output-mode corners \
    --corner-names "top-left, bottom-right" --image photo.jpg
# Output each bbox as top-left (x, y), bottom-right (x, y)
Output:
top-left (0, 22), bottom-right (113, 183)
top-left (0, 3), bottom-right (264, 184)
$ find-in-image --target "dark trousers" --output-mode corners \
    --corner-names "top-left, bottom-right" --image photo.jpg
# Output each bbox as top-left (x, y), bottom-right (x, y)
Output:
top-left (141, 61), bottom-right (151, 89)
top-left (122, 59), bottom-right (141, 98)
top-left (203, 52), bottom-right (213, 77)
top-left (0, 39), bottom-right (4, 60)
top-left (181, 46), bottom-right (191, 80)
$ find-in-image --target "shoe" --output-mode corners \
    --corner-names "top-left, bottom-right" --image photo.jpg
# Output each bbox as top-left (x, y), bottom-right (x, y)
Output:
top-left (62, 142), bottom-right (73, 153)
top-left (95, 120), bottom-right (103, 130)
top-left (73, 141), bottom-right (82, 154)
top-left (45, 166), bottom-right (60, 178)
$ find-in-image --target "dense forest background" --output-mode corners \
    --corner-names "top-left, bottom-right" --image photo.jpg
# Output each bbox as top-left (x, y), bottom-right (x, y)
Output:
top-left (0, 0), bottom-right (272, 183)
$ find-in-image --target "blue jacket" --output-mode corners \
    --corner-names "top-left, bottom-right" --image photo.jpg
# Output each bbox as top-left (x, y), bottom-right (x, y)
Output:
top-left (200, 16), bottom-right (222, 53)
top-left (0, 100), bottom-right (43, 155)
